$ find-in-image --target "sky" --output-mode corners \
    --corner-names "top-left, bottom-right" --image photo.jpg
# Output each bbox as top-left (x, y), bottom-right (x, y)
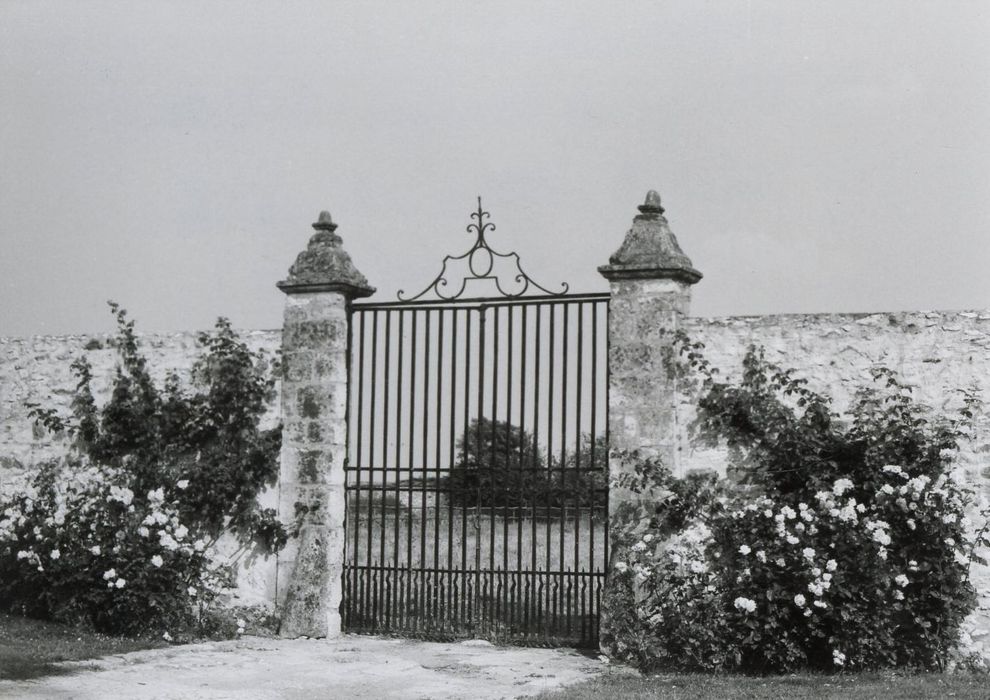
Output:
top-left (1, 0), bottom-right (988, 336)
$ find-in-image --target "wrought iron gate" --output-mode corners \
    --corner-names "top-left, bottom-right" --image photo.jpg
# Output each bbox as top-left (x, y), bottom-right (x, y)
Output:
top-left (341, 200), bottom-right (608, 647)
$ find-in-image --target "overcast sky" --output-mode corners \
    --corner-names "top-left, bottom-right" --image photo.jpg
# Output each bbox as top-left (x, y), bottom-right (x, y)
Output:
top-left (1, 1), bottom-right (988, 336)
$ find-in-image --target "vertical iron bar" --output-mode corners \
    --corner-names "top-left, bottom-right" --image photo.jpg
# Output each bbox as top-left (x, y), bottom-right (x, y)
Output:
top-left (488, 304), bottom-right (499, 634)
top-left (574, 302), bottom-right (584, 640)
top-left (406, 309), bottom-right (418, 633)
top-left (380, 310), bottom-right (391, 629)
top-left (504, 305), bottom-right (513, 635)
top-left (447, 309), bottom-right (458, 635)
top-left (475, 306), bottom-right (486, 633)
top-left (367, 310), bottom-right (379, 629)
top-left (461, 311), bottom-right (472, 629)
top-left (420, 310), bottom-right (431, 633)
top-left (517, 303), bottom-right (527, 635)
top-left (558, 302), bottom-right (568, 638)
top-left (392, 309), bottom-right (404, 631)
top-left (545, 302), bottom-right (555, 640)
top-left (433, 308), bottom-right (444, 628)
top-left (350, 309), bottom-right (365, 630)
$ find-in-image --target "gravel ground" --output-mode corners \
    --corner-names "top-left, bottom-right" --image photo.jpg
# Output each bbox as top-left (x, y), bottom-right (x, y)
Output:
top-left (0, 634), bottom-right (605, 700)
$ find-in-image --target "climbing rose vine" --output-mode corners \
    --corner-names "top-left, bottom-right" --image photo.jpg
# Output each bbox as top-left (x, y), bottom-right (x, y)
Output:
top-left (603, 338), bottom-right (990, 672)
top-left (0, 303), bottom-right (286, 635)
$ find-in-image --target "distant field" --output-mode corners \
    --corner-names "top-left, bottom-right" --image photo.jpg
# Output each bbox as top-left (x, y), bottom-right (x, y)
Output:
top-left (342, 491), bottom-right (607, 645)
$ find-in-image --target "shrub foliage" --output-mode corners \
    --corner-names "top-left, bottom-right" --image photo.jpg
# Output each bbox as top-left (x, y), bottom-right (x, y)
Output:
top-left (0, 304), bottom-right (286, 635)
top-left (604, 335), bottom-right (989, 672)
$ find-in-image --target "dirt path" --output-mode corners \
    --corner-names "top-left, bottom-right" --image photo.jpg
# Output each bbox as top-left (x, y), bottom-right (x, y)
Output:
top-left (0, 635), bottom-right (605, 699)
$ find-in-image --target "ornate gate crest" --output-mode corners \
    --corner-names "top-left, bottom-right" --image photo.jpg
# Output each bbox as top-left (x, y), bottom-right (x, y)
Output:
top-left (397, 198), bottom-right (569, 301)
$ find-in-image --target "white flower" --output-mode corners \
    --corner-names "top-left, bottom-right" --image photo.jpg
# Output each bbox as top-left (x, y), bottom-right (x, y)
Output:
top-left (813, 600), bottom-right (828, 609)
top-left (786, 535), bottom-right (800, 545)
top-left (176, 480), bottom-right (189, 490)
top-left (882, 465), bottom-right (905, 477)
top-left (163, 631), bottom-right (173, 642)
top-left (151, 554), bottom-right (164, 568)
top-left (188, 586), bottom-right (197, 596)
top-left (90, 545), bottom-right (101, 555)
top-left (174, 524), bottom-right (188, 540)
top-left (16, 550), bottom-right (29, 560)
top-left (733, 597), bottom-right (757, 613)
top-left (614, 562), bottom-right (628, 573)
top-left (802, 547), bottom-right (816, 560)
top-left (775, 558), bottom-right (786, 567)
top-left (148, 488), bottom-right (165, 502)
top-left (822, 573), bottom-right (833, 582)
top-left (756, 550), bottom-right (767, 563)
top-left (642, 533), bottom-right (654, 543)
top-left (193, 539), bottom-right (207, 552)
top-left (811, 567), bottom-right (822, 577)
top-left (763, 509), bottom-right (773, 518)
top-left (739, 545), bottom-right (751, 556)
top-left (153, 511), bottom-right (168, 526)
top-left (138, 526), bottom-right (150, 538)
top-left (893, 590), bottom-right (905, 600)
top-left (103, 568), bottom-right (117, 580)
top-left (631, 541), bottom-right (647, 553)
top-left (689, 560), bottom-right (707, 574)
top-left (894, 574), bottom-right (909, 587)
top-left (115, 578), bottom-right (126, 589)
top-left (881, 484), bottom-right (895, 495)
top-left (907, 519), bottom-right (916, 531)
top-left (832, 478), bottom-right (854, 496)
top-left (794, 594), bottom-right (806, 607)
top-left (49, 549), bottom-right (61, 560)
top-left (832, 650), bottom-right (846, 666)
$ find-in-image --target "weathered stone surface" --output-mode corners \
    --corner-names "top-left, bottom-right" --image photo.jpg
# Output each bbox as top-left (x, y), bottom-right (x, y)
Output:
top-left (277, 211), bottom-right (375, 298)
top-left (598, 191), bottom-right (702, 284)
top-left (277, 221), bottom-right (369, 638)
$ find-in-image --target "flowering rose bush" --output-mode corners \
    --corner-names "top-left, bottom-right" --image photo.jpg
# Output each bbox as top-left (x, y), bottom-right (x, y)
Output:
top-left (602, 340), bottom-right (990, 672)
top-left (0, 304), bottom-right (285, 635)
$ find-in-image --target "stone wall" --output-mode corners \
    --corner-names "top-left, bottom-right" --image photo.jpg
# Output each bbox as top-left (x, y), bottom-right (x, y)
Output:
top-left (0, 330), bottom-right (282, 492)
top-left (676, 310), bottom-right (990, 482)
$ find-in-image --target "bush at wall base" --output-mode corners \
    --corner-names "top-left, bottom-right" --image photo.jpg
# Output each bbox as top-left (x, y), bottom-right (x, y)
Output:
top-left (0, 303), bottom-right (286, 636)
top-left (602, 340), bottom-right (990, 673)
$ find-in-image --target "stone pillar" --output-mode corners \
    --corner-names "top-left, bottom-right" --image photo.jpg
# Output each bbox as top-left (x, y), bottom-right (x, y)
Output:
top-left (276, 210), bottom-right (374, 638)
top-left (598, 191), bottom-right (702, 509)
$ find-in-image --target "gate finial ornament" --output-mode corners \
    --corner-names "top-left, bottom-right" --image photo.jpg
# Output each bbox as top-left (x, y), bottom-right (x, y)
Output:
top-left (396, 197), bottom-right (569, 301)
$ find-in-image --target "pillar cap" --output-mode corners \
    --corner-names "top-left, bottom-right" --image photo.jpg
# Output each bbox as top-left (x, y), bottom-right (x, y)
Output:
top-left (277, 210), bottom-right (376, 298)
top-left (598, 191), bottom-right (702, 284)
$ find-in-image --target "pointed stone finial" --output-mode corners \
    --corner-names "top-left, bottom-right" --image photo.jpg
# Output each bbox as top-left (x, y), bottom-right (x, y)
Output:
top-left (638, 190), bottom-right (665, 216)
top-left (598, 192), bottom-right (702, 284)
top-left (313, 210), bottom-right (338, 232)
top-left (277, 210), bottom-right (375, 298)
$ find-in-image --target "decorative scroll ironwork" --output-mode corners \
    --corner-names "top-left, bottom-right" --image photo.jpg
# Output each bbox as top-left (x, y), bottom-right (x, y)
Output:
top-left (397, 197), bottom-right (569, 301)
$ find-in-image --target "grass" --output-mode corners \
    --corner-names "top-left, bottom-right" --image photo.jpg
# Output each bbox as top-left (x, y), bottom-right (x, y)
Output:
top-left (533, 669), bottom-right (990, 700)
top-left (0, 612), bottom-right (166, 681)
